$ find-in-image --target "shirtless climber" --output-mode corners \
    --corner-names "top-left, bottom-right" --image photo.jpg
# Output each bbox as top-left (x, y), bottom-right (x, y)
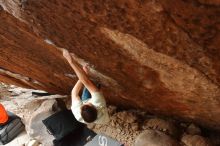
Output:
top-left (63, 49), bottom-right (110, 124)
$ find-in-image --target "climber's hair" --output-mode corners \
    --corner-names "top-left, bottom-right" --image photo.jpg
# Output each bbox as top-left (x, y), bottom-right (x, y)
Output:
top-left (81, 104), bottom-right (97, 123)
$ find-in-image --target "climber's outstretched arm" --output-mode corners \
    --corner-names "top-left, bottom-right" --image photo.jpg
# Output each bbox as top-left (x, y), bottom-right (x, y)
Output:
top-left (71, 80), bottom-right (83, 101)
top-left (63, 49), bottom-right (98, 93)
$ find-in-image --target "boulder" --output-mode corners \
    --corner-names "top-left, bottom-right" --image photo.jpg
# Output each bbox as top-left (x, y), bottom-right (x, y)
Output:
top-left (27, 100), bottom-right (60, 146)
top-left (186, 124), bottom-right (202, 135)
top-left (0, 0), bottom-right (220, 129)
top-left (134, 129), bottom-right (180, 146)
top-left (143, 118), bottom-right (179, 138)
top-left (181, 134), bottom-right (213, 146)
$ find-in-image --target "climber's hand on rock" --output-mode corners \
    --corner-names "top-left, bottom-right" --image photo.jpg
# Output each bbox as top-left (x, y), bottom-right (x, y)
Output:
top-left (83, 64), bottom-right (90, 74)
top-left (63, 49), bottom-right (72, 62)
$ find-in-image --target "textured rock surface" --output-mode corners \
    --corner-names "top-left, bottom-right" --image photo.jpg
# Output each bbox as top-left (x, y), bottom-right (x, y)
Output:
top-left (186, 124), bottom-right (202, 135)
top-left (144, 118), bottom-right (179, 138)
top-left (27, 100), bottom-right (58, 146)
top-left (134, 130), bottom-right (179, 146)
top-left (181, 134), bottom-right (213, 146)
top-left (87, 109), bottom-right (141, 145)
top-left (0, 0), bottom-right (220, 129)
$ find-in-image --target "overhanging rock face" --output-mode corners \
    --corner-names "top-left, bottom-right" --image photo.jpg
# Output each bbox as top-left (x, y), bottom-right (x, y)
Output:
top-left (0, 0), bottom-right (220, 129)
